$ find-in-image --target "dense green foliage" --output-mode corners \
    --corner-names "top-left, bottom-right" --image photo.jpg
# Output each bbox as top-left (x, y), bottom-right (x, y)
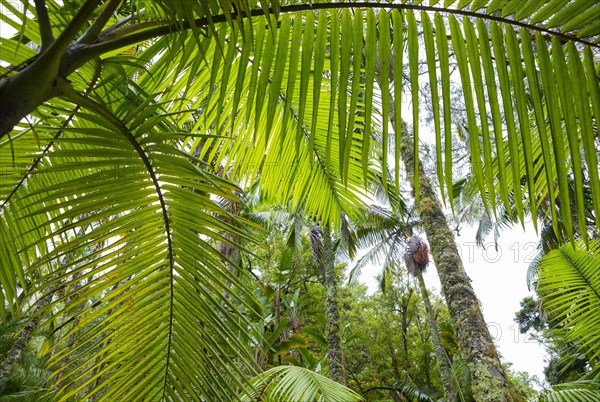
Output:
top-left (1, 0), bottom-right (599, 401)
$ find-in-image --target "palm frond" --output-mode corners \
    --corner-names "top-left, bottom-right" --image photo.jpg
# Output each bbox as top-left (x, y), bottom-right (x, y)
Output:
top-left (1, 0), bottom-right (600, 399)
top-left (538, 378), bottom-right (600, 402)
top-left (537, 239), bottom-right (600, 368)
top-left (389, 378), bottom-right (436, 402)
top-left (1, 79), bottom-right (262, 400)
top-left (241, 365), bottom-right (364, 402)
top-left (3, 1), bottom-right (599, 227)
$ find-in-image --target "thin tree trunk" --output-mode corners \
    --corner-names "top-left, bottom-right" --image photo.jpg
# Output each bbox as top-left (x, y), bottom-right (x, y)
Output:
top-left (311, 224), bottom-right (347, 385)
top-left (389, 348), bottom-right (407, 402)
top-left (415, 269), bottom-right (457, 402)
top-left (390, 346), bottom-right (401, 381)
top-left (398, 289), bottom-right (413, 372)
top-left (0, 288), bottom-right (54, 394)
top-left (221, 229), bottom-right (240, 302)
top-left (374, 57), bottom-right (513, 399)
top-left (322, 226), bottom-right (347, 385)
top-left (398, 127), bottom-right (515, 401)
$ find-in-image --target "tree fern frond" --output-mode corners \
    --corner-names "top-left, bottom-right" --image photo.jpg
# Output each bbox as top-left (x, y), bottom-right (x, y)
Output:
top-left (537, 239), bottom-right (600, 368)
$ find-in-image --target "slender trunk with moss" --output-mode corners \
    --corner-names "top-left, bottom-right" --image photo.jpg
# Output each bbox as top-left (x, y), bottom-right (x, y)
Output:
top-left (397, 288), bottom-right (413, 372)
top-left (323, 226), bottom-right (347, 385)
top-left (311, 225), bottom-right (346, 385)
top-left (0, 288), bottom-right (54, 394)
top-left (415, 269), bottom-right (457, 402)
top-left (398, 126), bottom-right (515, 401)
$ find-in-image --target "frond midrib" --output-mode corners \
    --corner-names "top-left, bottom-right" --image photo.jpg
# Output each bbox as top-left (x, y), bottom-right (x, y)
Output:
top-left (62, 90), bottom-right (177, 399)
top-left (74, 1), bottom-right (600, 67)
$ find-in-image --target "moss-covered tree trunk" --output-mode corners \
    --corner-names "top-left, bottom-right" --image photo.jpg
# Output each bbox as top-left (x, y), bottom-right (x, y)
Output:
top-left (398, 126), bottom-right (514, 401)
top-left (0, 289), bottom-right (54, 394)
top-left (323, 226), bottom-right (347, 385)
top-left (415, 269), bottom-right (457, 402)
top-left (311, 224), bottom-right (346, 385)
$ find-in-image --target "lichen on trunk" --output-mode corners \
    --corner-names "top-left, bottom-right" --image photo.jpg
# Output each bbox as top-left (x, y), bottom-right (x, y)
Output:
top-left (311, 224), bottom-right (347, 385)
top-left (398, 123), bottom-right (516, 401)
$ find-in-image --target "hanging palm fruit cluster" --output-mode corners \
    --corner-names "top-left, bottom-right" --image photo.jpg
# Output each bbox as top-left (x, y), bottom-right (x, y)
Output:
top-left (404, 236), bottom-right (430, 275)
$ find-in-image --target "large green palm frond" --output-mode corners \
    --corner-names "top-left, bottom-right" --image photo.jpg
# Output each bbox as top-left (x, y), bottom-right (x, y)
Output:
top-left (538, 377), bottom-right (600, 402)
top-left (0, 62), bottom-right (262, 400)
top-left (171, 14), bottom-right (378, 226)
top-left (147, 0), bottom-right (600, 237)
top-left (1, 0), bottom-right (600, 400)
top-left (240, 365), bottom-right (364, 402)
top-left (347, 207), bottom-right (409, 284)
top-left (537, 239), bottom-right (600, 370)
top-left (86, 7), bottom-right (378, 226)
top-left (2, 0), bottom-right (599, 228)
top-left (453, 95), bottom-right (598, 243)
top-left (163, 1), bottom-right (599, 240)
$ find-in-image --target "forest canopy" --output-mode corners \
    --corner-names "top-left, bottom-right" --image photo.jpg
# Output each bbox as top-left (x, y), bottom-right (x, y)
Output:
top-left (0, 1), bottom-right (599, 401)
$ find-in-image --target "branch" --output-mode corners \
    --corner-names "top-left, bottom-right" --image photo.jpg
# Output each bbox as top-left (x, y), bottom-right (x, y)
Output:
top-left (99, 20), bottom-right (164, 41)
top-left (46, 0), bottom-right (101, 57)
top-left (100, 7), bottom-right (146, 36)
top-left (0, 58), bottom-right (103, 210)
top-left (363, 385), bottom-right (401, 395)
top-left (34, 0), bottom-right (54, 51)
top-left (78, 0), bottom-right (124, 44)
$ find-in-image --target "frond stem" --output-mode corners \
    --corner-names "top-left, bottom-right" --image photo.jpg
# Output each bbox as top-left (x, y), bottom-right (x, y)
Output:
top-left (34, 0), bottom-right (54, 51)
top-left (69, 1), bottom-right (599, 71)
top-left (561, 248), bottom-right (600, 302)
top-left (0, 58), bottom-right (103, 210)
top-left (61, 88), bottom-right (176, 393)
top-left (48, 0), bottom-right (101, 56)
top-left (78, 0), bottom-right (124, 44)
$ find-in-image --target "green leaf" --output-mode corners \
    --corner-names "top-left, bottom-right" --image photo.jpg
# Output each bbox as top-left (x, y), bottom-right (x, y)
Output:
top-left (362, 9), bottom-right (377, 182)
top-left (567, 42), bottom-right (600, 232)
top-left (422, 12), bottom-right (445, 204)
top-left (491, 22), bottom-right (524, 224)
top-left (407, 10), bottom-right (419, 201)
top-left (392, 9), bottom-right (404, 191)
top-left (552, 38), bottom-right (587, 243)
top-left (505, 25), bottom-right (537, 230)
top-left (242, 366), bottom-right (363, 402)
top-left (297, 11), bottom-right (314, 152)
top-left (464, 17), bottom-right (496, 215)
top-left (521, 28), bottom-right (559, 235)
top-left (378, 10), bottom-right (391, 192)
top-left (450, 15), bottom-right (487, 214)
top-left (537, 239), bottom-right (600, 366)
top-left (435, 13), bottom-right (454, 209)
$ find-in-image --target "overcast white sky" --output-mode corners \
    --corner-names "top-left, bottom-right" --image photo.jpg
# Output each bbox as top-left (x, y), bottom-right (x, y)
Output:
top-left (456, 222), bottom-right (547, 382)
